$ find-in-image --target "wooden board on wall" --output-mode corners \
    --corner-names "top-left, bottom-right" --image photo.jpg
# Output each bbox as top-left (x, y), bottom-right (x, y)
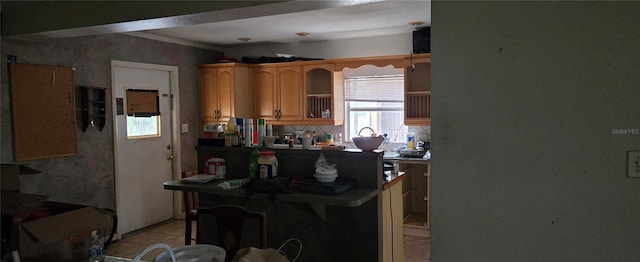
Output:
top-left (9, 63), bottom-right (77, 161)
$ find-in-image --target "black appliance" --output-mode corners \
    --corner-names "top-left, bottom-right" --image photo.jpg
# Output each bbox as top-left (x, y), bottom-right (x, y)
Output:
top-left (413, 27), bottom-right (430, 54)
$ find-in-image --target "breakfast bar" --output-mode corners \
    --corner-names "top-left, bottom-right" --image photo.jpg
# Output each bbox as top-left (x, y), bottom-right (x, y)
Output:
top-left (164, 146), bottom-right (389, 262)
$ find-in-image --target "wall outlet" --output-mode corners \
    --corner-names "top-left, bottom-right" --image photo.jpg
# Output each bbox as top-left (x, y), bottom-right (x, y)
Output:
top-left (628, 151), bottom-right (640, 178)
top-left (181, 123), bottom-right (189, 133)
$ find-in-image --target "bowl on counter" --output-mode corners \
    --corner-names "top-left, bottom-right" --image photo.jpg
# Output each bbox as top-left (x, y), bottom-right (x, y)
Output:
top-left (315, 168), bottom-right (338, 182)
top-left (352, 136), bottom-right (383, 151)
top-left (352, 127), bottom-right (384, 151)
top-left (314, 173), bottom-right (338, 183)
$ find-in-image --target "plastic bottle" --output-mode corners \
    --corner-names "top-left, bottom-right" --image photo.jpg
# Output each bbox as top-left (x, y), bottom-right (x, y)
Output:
top-left (257, 118), bottom-right (266, 146)
top-left (258, 151), bottom-right (278, 179)
top-left (407, 132), bottom-right (416, 150)
top-left (88, 231), bottom-right (105, 262)
top-left (236, 117), bottom-right (244, 146)
top-left (266, 124), bottom-right (273, 137)
top-left (248, 148), bottom-right (260, 179)
top-left (225, 117), bottom-right (236, 147)
top-left (327, 133), bottom-right (334, 144)
top-left (244, 118), bottom-right (254, 147)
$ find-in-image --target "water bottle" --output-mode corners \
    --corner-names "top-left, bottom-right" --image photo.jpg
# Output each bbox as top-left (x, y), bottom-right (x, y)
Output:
top-left (88, 231), bottom-right (105, 262)
top-left (249, 148), bottom-right (260, 179)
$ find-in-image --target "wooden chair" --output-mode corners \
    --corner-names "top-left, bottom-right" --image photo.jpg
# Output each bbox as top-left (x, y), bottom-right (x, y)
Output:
top-left (182, 171), bottom-right (199, 245)
top-left (197, 205), bottom-right (267, 262)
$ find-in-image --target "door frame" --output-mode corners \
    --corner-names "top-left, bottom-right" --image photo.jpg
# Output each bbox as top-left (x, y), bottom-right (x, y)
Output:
top-left (110, 60), bottom-right (183, 237)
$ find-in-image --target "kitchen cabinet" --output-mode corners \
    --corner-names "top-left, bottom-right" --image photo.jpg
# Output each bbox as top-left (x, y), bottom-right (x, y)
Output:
top-left (253, 65), bottom-right (304, 123)
top-left (404, 53), bottom-right (431, 126)
top-left (303, 64), bottom-right (344, 125)
top-left (199, 63), bottom-right (252, 128)
top-left (382, 177), bottom-right (405, 262)
top-left (400, 160), bottom-right (430, 233)
top-left (332, 55), bottom-right (404, 71)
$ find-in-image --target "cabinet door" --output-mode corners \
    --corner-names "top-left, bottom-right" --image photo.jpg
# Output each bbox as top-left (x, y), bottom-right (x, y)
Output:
top-left (404, 55), bottom-right (431, 126)
top-left (200, 68), bottom-right (219, 122)
top-left (276, 66), bottom-right (304, 120)
top-left (253, 67), bottom-right (278, 120)
top-left (216, 67), bottom-right (235, 121)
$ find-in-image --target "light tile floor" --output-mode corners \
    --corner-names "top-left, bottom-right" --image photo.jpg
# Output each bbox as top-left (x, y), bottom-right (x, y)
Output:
top-left (106, 219), bottom-right (189, 261)
top-left (106, 219), bottom-right (430, 261)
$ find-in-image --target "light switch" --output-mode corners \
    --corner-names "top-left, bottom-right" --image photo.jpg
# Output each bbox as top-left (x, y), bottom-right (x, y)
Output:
top-left (181, 123), bottom-right (189, 133)
top-left (628, 151), bottom-right (640, 178)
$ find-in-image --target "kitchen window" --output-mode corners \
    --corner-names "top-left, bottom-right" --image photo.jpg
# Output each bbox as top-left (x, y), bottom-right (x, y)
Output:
top-left (344, 75), bottom-right (408, 142)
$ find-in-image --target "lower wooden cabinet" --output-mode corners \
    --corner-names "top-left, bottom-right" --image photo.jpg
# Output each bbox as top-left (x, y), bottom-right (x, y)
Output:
top-left (401, 162), bottom-right (430, 230)
top-left (382, 179), bottom-right (405, 262)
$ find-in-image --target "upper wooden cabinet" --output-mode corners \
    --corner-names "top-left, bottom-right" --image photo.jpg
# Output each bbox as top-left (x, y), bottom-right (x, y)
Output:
top-left (253, 65), bottom-right (304, 124)
top-left (199, 63), bottom-right (252, 126)
top-left (201, 54), bottom-right (431, 127)
top-left (303, 64), bottom-right (344, 125)
top-left (404, 54), bottom-right (431, 126)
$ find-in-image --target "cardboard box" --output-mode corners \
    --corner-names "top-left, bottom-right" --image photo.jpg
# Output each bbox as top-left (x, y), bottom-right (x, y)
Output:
top-left (2, 164), bottom-right (42, 192)
top-left (1, 164), bottom-right (20, 191)
top-left (17, 203), bottom-right (114, 262)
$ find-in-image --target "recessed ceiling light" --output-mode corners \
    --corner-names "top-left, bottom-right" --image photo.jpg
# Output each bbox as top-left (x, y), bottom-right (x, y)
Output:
top-left (237, 37), bottom-right (251, 42)
top-left (295, 32), bottom-right (310, 37)
top-left (408, 21), bottom-right (426, 27)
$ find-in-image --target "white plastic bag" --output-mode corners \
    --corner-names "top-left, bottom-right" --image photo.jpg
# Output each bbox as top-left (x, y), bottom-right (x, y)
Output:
top-left (233, 238), bottom-right (302, 262)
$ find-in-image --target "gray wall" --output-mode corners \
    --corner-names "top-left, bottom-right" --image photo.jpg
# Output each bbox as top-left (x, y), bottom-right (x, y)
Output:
top-left (431, 2), bottom-right (640, 261)
top-left (1, 34), bottom-right (221, 208)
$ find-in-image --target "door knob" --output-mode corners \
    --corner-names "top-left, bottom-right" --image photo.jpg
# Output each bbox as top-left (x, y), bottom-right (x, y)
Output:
top-left (166, 155), bottom-right (174, 160)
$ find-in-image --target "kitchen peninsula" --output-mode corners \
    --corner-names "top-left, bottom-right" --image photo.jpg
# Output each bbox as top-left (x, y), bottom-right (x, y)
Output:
top-left (164, 146), bottom-right (401, 261)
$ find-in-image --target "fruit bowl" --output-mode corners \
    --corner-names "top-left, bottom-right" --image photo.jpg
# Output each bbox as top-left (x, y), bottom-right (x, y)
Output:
top-left (352, 127), bottom-right (383, 151)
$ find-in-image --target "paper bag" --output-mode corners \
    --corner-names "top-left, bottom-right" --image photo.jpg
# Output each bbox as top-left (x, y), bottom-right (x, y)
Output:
top-left (233, 247), bottom-right (289, 262)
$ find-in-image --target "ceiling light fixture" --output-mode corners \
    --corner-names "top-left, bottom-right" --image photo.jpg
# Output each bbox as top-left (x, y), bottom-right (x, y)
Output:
top-left (295, 32), bottom-right (310, 37)
top-left (237, 37), bottom-right (251, 42)
top-left (408, 21), bottom-right (426, 27)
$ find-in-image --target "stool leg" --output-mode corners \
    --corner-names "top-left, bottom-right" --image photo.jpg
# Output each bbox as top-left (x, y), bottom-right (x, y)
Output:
top-left (195, 218), bottom-right (200, 244)
top-left (185, 218), bottom-right (192, 245)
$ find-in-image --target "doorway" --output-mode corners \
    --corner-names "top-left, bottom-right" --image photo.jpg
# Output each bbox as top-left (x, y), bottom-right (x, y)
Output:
top-left (111, 60), bottom-right (182, 237)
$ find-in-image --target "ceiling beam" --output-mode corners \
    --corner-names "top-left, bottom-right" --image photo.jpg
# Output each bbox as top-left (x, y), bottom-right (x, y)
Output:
top-left (1, 0), bottom-right (383, 40)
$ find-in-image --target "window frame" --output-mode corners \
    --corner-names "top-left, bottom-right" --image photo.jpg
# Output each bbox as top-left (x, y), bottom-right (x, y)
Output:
top-left (344, 75), bottom-right (407, 142)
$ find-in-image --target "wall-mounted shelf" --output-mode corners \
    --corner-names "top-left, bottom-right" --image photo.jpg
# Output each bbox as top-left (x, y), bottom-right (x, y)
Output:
top-left (80, 86), bottom-right (107, 132)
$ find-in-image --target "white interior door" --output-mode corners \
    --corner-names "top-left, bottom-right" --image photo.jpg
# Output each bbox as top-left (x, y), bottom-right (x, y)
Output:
top-left (111, 61), bottom-right (181, 236)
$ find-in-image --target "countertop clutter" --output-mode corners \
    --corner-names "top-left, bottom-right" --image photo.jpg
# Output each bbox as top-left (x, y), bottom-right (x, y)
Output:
top-left (163, 145), bottom-right (385, 262)
top-left (164, 179), bottom-right (376, 207)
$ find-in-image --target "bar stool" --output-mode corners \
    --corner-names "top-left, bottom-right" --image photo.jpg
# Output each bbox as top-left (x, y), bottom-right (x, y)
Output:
top-left (182, 171), bottom-right (199, 245)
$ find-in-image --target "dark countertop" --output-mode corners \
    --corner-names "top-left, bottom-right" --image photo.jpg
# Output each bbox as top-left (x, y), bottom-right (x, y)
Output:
top-left (383, 155), bottom-right (430, 164)
top-left (164, 179), bottom-right (379, 207)
top-left (382, 171), bottom-right (405, 190)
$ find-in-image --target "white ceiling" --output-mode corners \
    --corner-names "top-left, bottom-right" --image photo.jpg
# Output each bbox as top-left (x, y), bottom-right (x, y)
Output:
top-left (140, 0), bottom-right (430, 48)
